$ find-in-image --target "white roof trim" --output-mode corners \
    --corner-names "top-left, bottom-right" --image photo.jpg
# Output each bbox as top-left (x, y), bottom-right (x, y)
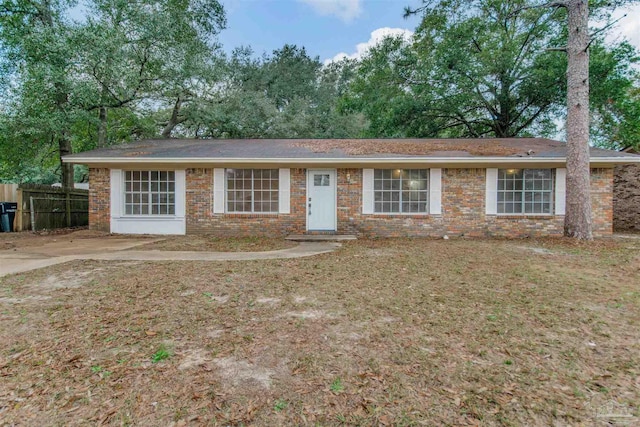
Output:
top-left (63, 156), bottom-right (640, 165)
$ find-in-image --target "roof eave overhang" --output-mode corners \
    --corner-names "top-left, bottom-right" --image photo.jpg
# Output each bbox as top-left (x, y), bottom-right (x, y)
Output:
top-left (62, 156), bottom-right (640, 168)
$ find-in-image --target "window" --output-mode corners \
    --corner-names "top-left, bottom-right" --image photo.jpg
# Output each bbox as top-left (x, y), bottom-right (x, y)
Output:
top-left (124, 171), bottom-right (175, 215)
top-left (498, 169), bottom-right (554, 214)
top-left (226, 169), bottom-right (279, 213)
top-left (314, 174), bottom-right (330, 186)
top-left (374, 169), bottom-right (428, 213)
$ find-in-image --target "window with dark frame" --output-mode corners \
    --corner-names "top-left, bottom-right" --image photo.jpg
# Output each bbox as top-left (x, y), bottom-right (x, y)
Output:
top-left (124, 171), bottom-right (175, 215)
top-left (226, 169), bottom-right (279, 213)
top-left (373, 169), bottom-right (429, 213)
top-left (497, 169), bottom-right (554, 214)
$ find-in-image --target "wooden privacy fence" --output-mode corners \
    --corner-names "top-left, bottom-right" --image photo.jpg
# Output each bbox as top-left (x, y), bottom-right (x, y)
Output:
top-left (0, 184), bottom-right (19, 202)
top-left (0, 184), bottom-right (89, 231)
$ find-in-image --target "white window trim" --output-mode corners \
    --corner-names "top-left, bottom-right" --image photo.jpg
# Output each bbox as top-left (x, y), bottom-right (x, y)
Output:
top-left (363, 168), bottom-right (436, 215)
top-left (117, 169), bottom-right (183, 218)
top-left (278, 168), bottom-right (290, 214)
top-left (213, 168), bottom-right (225, 214)
top-left (429, 168), bottom-right (442, 215)
top-left (486, 168), bottom-right (498, 215)
top-left (214, 168), bottom-right (290, 215)
top-left (110, 169), bottom-right (122, 220)
top-left (555, 168), bottom-right (566, 215)
top-left (488, 168), bottom-right (559, 216)
top-left (362, 169), bottom-right (374, 214)
top-left (109, 169), bottom-right (185, 235)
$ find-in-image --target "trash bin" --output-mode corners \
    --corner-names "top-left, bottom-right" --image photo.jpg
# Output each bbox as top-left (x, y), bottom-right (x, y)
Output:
top-left (0, 202), bottom-right (18, 232)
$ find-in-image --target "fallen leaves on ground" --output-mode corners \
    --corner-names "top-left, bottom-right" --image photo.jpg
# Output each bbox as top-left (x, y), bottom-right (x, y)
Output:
top-left (1, 237), bottom-right (639, 425)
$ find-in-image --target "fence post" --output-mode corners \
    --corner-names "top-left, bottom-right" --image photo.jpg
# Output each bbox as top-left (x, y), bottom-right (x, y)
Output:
top-left (66, 190), bottom-right (71, 228)
top-left (16, 189), bottom-right (23, 232)
top-left (30, 196), bottom-right (36, 232)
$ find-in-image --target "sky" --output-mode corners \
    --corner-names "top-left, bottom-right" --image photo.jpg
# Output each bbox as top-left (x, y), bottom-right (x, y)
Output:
top-left (218, 0), bottom-right (420, 63)
top-left (68, 0), bottom-right (639, 65)
top-left (217, 0), bottom-right (640, 64)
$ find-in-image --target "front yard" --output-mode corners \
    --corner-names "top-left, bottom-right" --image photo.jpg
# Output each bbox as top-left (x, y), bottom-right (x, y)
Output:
top-left (1, 236), bottom-right (639, 425)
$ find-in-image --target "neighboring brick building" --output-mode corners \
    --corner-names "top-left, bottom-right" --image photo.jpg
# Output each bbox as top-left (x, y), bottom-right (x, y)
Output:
top-left (64, 138), bottom-right (640, 238)
top-left (613, 147), bottom-right (640, 231)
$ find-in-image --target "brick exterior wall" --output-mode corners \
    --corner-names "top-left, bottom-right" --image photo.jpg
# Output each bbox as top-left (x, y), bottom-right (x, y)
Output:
top-left (341, 168), bottom-right (566, 238)
top-left (184, 168), bottom-right (306, 236)
top-left (88, 166), bottom-right (614, 237)
top-left (591, 168), bottom-right (614, 236)
top-left (613, 164), bottom-right (640, 231)
top-left (88, 168), bottom-right (110, 232)
top-left (342, 168), bottom-right (612, 238)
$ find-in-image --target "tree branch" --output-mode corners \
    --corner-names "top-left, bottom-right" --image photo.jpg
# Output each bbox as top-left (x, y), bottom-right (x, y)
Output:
top-left (508, 1), bottom-right (567, 17)
top-left (503, 0), bottom-right (568, 27)
top-left (586, 14), bottom-right (626, 51)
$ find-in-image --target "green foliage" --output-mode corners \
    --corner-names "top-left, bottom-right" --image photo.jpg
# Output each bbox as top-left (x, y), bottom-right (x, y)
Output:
top-left (191, 45), bottom-right (366, 139)
top-left (151, 345), bottom-right (171, 363)
top-left (330, 377), bottom-right (344, 393)
top-left (0, 0), bottom-right (226, 183)
top-left (273, 398), bottom-right (288, 412)
top-left (345, 0), bottom-right (639, 146)
top-left (2, 0), bottom-right (637, 184)
top-left (589, 42), bottom-right (640, 150)
top-left (346, 0), bottom-right (568, 138)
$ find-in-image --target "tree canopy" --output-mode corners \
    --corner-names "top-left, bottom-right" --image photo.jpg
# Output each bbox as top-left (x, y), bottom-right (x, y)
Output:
top-left (342, 0), bottom-right (639, 145)
top-left (0, 0), bottom-right (638, 185)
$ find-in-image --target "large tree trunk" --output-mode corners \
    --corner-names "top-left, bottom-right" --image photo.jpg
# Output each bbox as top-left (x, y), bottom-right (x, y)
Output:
top-left (98, 106), bottom-right (107, 148)
top-left (58, 132), bottom-right (74, 189)
top-left (564, 0), bottom-right (592, 239)
top-left (41, 0), bottom-right (74, 188)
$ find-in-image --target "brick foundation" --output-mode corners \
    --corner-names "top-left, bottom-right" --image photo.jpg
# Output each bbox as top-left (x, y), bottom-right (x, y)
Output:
top-left (88, 166), bottom-right (613, 237)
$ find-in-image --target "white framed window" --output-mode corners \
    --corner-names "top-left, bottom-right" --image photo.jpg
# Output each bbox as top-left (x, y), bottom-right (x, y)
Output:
top-left (374, 169), bottom-right (429, 213)
top-left (226, 169), bottom-right (279, 213)
top-left (124, 171), bottom-right (175, 215)
top-left (497, 169), bottom-right (554, 214)
top-left (363, 168), bottom-right (441, 215)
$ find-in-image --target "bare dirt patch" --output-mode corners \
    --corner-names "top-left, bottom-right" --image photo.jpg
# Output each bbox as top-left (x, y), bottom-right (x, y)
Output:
top-left (213, 357), bottom-right (276, 389)
top-left (0, 238), bottom-right (639, 425)
top-left (178, 348), bottom-right (211, 371)
top-left (132, 235), bottom-right (296, 252)
top-left (0, 228), bottom-right (150, 250)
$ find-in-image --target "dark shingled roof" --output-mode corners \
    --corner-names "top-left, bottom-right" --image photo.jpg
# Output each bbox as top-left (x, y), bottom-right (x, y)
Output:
top-left (64, 138), bottom-right (639, 161)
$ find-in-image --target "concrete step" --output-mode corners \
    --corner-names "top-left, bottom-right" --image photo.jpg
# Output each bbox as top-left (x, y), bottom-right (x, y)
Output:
top-left (286, 234), bottom-right (357, 242)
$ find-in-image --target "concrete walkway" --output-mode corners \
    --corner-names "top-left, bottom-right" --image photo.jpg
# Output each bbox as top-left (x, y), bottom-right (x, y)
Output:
top-left (0, 239), bottom-right (340, 278)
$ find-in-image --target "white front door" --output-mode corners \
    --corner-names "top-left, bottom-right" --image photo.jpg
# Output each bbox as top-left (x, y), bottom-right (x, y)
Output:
top-left (307, 169), bottom-right (336, 231)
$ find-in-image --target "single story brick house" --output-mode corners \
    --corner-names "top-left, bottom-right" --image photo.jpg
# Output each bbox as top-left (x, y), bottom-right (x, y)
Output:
top-left (63, 138), bottom-right (640, 238)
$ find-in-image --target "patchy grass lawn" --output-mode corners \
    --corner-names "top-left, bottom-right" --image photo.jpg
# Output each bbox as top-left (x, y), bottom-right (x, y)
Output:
top-left (0, 229), bottom-right (294, 253)
top-left (0, 237), bottom-right (639, 426)
top-left (133, 235), bottom-right (296, 252)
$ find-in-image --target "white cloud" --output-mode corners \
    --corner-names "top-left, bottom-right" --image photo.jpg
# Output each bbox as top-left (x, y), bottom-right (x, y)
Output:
top-left (324, 27), bottom-right (414, 65)
top-left (610, 4), bottom-right (640, 50)
top-left (298, 0), bottom-right (362, 23)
